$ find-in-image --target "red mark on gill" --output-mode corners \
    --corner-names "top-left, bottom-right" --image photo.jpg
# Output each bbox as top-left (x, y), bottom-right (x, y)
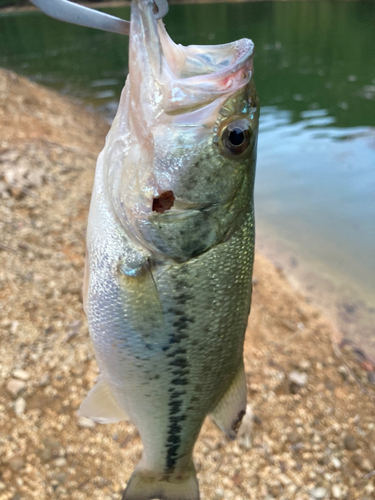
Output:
top-left (152, 191), bottom-right (175, 213)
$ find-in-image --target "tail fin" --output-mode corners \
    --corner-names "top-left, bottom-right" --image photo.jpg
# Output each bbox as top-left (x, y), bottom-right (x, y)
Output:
top-left (122, 464), bottom-right (199, 500)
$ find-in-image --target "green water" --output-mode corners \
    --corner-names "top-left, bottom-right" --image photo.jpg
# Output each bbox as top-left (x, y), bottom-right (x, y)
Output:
top-left (1, 1), bottom-right (375, 352)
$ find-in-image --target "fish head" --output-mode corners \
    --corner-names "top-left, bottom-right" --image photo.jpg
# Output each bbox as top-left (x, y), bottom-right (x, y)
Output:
top-left (108, 0), bottom-right (259, 261)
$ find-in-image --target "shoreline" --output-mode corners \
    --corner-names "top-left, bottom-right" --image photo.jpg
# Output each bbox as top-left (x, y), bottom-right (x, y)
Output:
top-left (256, 230), bottom-right (375, 364)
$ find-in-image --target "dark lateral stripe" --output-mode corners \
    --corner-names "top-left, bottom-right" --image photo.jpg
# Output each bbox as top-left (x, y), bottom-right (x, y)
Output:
top-left (169, 356), bottom-right (188, 368)
top-left (171, 368), bottom-right (190, 376)
top-left (165, 273), bottom-right (194, 472)
top-left (171, 377), bottom-right (188, 386)
top-left (168, 399), bottom-right (183, 413)
top-left (166, 347), bottom-right (187, 357)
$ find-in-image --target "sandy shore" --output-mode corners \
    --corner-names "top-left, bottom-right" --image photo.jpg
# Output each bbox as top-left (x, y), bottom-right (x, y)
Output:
top-left (0, 69), bottom-right (374, 500)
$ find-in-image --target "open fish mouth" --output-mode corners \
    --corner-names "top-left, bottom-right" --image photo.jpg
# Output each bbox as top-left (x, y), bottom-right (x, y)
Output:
top-left (128, 0), bottom-right (254, 118)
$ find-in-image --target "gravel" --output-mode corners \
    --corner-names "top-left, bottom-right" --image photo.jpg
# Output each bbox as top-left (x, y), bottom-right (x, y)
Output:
top-left (310, 487), bottom-right (328, 499)
top-left (6, 379), bottom-right (26, 397)
top-left (14, 397), bottom-right (26, 416)
top-left (288, 370), bottom-right (308, 387)
top-left (343, 434), bottom-right (358, 451)
top-left (12, 369), bottom-right (30, 381)
top-left (78, 416), bottom-right (96, 429)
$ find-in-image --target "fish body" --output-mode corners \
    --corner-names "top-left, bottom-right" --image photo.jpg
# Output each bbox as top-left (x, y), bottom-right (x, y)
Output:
top-left (80, 0), bottom-right (259, 498)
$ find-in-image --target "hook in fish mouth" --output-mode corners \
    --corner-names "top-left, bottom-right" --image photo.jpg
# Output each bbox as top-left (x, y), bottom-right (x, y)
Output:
top-left (29, 0), bottom-right (168, 36)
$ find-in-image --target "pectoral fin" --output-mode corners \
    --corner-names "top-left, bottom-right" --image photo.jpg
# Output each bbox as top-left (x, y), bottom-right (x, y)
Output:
top-left (78, 377), bottom-right (129, 424)
top-left (118, 258), bottom-right (165, 343)
top-left (210, 363), bottom-right (247, 439)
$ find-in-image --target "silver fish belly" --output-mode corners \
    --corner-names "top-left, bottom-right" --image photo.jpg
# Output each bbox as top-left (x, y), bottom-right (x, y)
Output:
top-left (79, 0), bottom-right (259, 499)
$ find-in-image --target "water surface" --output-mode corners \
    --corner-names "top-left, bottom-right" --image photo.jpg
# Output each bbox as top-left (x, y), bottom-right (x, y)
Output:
top-left (1, 1), bottom-right (374, 354)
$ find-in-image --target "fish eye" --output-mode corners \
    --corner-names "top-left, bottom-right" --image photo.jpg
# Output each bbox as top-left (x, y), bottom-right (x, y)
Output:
top-left (229, 128), bottom-right (245, 146)
top-left (220, 119), bottom-right (252, 156)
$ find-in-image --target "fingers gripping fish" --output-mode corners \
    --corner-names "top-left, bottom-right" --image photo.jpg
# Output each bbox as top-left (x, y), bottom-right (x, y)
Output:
top-left (31, 0), bottom-right (259, 498)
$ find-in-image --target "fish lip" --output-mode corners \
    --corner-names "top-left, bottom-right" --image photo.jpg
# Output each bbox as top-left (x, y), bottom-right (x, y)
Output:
top-left (172, 39), bottom-right (254, 84)
top-left (160, 34), bottom-right (255, 109)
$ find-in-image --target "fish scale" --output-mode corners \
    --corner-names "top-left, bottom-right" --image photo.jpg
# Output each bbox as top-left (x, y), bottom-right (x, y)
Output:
top-left (79, 0), bottom-right (259, 497)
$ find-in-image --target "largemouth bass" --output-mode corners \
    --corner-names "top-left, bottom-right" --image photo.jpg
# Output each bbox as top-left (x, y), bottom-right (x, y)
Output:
top-left (79, 0), bottom-right (259, 498)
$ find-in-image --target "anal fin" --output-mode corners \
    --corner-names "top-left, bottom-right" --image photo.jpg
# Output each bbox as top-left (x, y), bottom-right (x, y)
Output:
top-left (210, 363), bottom-right (247, 439)
top-left (78, 376), bottom-right (129, 424)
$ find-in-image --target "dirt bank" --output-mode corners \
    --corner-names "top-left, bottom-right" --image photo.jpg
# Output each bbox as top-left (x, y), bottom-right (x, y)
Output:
top-left (0, 68), bottom-right (374, 500)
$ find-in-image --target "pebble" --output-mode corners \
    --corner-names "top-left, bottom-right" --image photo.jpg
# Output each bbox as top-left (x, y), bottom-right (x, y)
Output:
top-left (28, 169), bottom-right (44, 188)
top-left (39, 374), bottom-right (50, 387)
top-left (359, 458), bottom-right (373, 472)
top-left (214, 488), bottom-right (225, 499)
top-left (298, 360), bottom-right (311, 372)
top-left (55, 472), bottom-right (66, 483)
top-left (310, 487), bottom-right (327, 499)
top-left (54, 457), bottom-right (67, 467)
top-left (278, 474), bottom-right (291, 486)
top-left (41, 447), bottom-right (52, 462)
top-left (368, 372), bottom-right (375, 385)
top-left (14, 397), bottom-right (26, 416)
top-left (343, 434), bottom-right (357, 451)
top-left (12, 368), bottom-right (30, 381)
top-left (77, 416), bottom-right (96, 429)
top-left (10, 320), bottom-right (19, 334)
top-left (268, 483), bottom-right (280, 497)
top-left (9, 457), bottom-right (25, 471)
top-left (289, 371), bottom-right (308, 387)
top-left (287, 431), bottom-right (301, 444)
top-left (6, 379), bottom-right (26, 397)
top-left (287, 484), bottom-right (298, 495)
top-left (0, 482), bottom-right (5, 492)
top-left (338, 366), bottom-right (348, 380)
top-left (71, 363), bottom-right (85, 376)
top-left (331, 457), bottom-right (341, 469)
top-left (331, 485), bottom-right (342, 499)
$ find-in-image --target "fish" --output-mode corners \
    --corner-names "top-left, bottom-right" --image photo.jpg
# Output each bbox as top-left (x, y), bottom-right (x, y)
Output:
top-left (79, 0), bottom-right (259, 498)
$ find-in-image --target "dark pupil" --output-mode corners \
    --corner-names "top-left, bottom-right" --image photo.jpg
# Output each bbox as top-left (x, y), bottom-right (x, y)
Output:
top-left (229, 128), bottom-right (245, 146)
